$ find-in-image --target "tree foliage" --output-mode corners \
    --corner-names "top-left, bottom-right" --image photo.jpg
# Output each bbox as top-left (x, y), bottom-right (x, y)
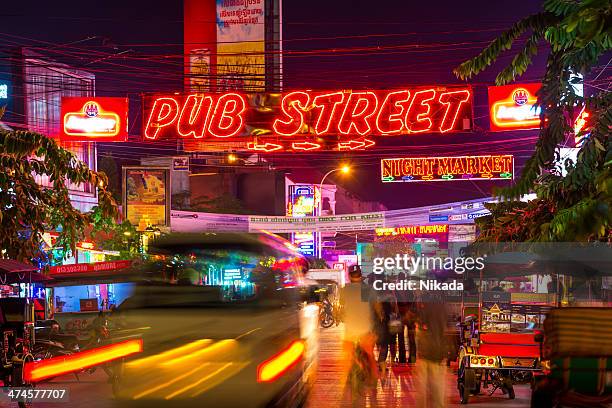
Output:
top-left (455, 0), bottom-right (611, 242)
top-left (0, 130), bottom-right (119, 262)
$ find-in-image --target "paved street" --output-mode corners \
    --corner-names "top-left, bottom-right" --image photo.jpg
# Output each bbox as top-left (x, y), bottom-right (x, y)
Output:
top-left (32, 323), bottom-right (532, 408)
top-left (306, 324), bottom-right (532, 408)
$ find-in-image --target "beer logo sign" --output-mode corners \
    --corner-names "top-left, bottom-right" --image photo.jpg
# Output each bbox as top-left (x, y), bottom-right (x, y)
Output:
top-left (512, 89), bottom-right (529, 106)
top-left (84, 102), bottom-right (100, 117)
top-left (60, 97), bottom-right (128, 142)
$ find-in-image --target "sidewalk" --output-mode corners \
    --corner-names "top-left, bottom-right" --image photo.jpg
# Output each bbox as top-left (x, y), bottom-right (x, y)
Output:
top-left (306, 324), bottom-right (532, 407)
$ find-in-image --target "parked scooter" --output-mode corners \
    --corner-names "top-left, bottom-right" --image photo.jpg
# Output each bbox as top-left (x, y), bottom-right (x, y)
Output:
top-left (319, 298), bottom-right (335, 328)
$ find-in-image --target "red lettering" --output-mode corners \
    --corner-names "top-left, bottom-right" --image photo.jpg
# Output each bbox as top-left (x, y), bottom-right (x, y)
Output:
top-left (312, 92), bottom-right (345, 135)
top-left (438, 90), bottom-right (471, 133)
top-left (208, 93), bottom-right (246, 138)
top-left (144, 97), bottom-right (179, 139)
top-left (177, 95), bottom-right (213, 139)
top-left (405, 89), bottom-right (436, 133)
top-left (376, 90), bottom-right (411, 135)
top-left (273, 91), bottom-right (311, 136)
top-left (338, 92), bottom-right (378, 135)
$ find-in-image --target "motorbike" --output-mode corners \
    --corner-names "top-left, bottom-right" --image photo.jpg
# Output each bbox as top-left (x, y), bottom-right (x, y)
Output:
top-left (319, 298), bottom-right (335, 328)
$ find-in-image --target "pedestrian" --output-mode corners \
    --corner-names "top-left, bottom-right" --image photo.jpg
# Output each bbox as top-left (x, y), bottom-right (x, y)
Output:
top-left (395, 272), bottom-right (417, 364)
top-left (339, 265), bottom-right (378, 400)
top-left (373, 284), bottom-right (396, 372)
top-left (415, 294), bottom-right (449, 408)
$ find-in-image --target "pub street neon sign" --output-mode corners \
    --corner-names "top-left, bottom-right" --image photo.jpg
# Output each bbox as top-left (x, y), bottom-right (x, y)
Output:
top-left (143, 87), bottom-right (473, 152)
top-left (381, 154), bottom-right (514, 182)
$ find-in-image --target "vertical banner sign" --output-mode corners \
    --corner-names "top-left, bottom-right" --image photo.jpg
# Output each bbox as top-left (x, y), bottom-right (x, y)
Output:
top-left (123, 167), bottom-right (170, 231)
top-left (216, 0), bottom-right (265, 91)
top-left (488, 83), bottom-right (541, 131)
top-left (287, 185), bottom-right (319, 257)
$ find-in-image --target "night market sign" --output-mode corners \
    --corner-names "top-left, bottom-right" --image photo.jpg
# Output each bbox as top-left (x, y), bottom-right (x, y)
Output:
top-left (380, 154), bottom-right (514, 182)
top-left (142, 87), bottom-right (473, 151)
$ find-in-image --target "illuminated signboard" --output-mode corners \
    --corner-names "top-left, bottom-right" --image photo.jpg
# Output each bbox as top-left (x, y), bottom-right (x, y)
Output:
top-left (488, 83), bottom-right (541, 131)
top-left (287, 185), bottom-right (318, 217)
top-left (293, 232), bottom-right (317, 256)
top-left (287, 185), bottom-right (319, 257)
top-left (61, 97), bottom-right (128, 142)
top-left (381, 154), bottom-right (514, 183)
top-left (376, 224), bottom-right (449, 237)
top-left (0, 83), bottom-right (7, 99)
top-left (142, 87), bottom-right (473, 151)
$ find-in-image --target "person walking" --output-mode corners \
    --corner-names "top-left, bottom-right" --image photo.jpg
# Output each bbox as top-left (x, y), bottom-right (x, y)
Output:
top-left (339, 265), bottom-right (378, 401)
top-left (416, 295), bottom-right (449, 408)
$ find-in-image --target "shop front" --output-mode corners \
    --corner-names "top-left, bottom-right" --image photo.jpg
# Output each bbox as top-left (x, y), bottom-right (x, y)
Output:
top-left (46, 260), bottom-right (135, 335)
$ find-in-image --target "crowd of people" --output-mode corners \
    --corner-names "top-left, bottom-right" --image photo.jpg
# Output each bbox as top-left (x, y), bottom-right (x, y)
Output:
top-left (339, 265), bottom-right (449, 407)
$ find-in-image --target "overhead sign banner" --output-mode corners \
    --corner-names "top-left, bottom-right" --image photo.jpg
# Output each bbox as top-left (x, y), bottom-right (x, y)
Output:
top-left (380, 154), bottom-right (514, 183)
top-left (123, 167), bottom-right (170, 231)
top-left (171, 211), bottom-right (249, 232)
top-left (488, 83), bottom-right (541, 131)
top-left (248, 213), bottom-right (385, 233)
top-left (142, 87), bottom-right (473, 152)
top-left (60, 97), bottom-right (128, 142)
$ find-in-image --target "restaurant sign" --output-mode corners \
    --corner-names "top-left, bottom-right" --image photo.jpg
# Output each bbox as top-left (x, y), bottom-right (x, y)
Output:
top-left (48, 260), bottom-right (132, 276)
top-left (381, 154), bottom-right (514, 183)
top-left (142, 87), bottom-right (473, 152)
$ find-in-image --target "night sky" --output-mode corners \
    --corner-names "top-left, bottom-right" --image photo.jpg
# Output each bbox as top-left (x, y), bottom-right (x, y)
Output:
top-left (1, 0), bottom-right (552, 209)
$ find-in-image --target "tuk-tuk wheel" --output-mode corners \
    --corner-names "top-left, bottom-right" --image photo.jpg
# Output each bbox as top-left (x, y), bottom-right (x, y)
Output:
top-left (458, 365), bottom-right (475, 404)
top-left (502, 377), bottom-right (515, 399)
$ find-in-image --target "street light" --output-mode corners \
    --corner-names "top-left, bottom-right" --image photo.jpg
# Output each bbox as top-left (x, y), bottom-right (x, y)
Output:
top-left (315, 165), bottom-right (350, 259)
top-left (318, 165), bottom-right (351, 200)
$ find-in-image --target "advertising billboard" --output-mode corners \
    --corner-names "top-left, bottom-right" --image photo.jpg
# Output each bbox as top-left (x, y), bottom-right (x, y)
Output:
top-left (488, 83), bottom-right (541, 131)
top-left (122, 167), bottom-right (170, 231)
top-left (60, 97), bottom-right (128, 142)
top-left (216, 0), bottom-right (265, 91)
top-left (380, 154), bottom-right (514, 183)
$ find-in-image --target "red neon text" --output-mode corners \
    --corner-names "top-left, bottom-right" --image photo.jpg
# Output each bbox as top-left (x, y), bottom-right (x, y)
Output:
top-left (144, 88), bottom-right (472, 141)
top-left (144, 94), bottom-right (246, 139)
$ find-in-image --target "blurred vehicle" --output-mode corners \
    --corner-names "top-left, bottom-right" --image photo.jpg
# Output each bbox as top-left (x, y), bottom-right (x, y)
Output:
top-left (112, 233), bottom-right (319, 408)
top-left (531, 307), bottom-right (612, 408)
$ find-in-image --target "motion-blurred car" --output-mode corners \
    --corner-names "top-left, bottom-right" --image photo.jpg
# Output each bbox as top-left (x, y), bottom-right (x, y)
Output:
top-left (112, 233), bottom-right (319, 408)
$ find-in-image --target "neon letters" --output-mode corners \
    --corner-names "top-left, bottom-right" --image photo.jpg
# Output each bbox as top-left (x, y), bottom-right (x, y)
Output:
top-left (143, 88), bottom-right (472, 144)
top-left (381, 155), bottom-right (514, 183)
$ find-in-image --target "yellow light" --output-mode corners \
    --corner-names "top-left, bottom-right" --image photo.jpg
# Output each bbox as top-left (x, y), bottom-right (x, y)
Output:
top-left (257, 340), bottom-right (305, 382)
top-left (24, 339), bottom-right (143, 382)
top-left (341, 165), bottom-right (350, 174)
top-left (161, 339), bottom-right (235, 366)
top-left (228, 153), bottom-right (237, 163)
top-left (123, 231), bottom-right (131, 236)
top-left (126, 339), bottom-right (212, 368)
